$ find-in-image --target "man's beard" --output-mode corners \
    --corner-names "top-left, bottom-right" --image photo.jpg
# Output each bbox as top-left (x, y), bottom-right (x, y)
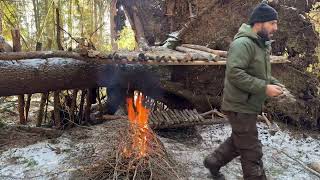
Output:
top-left (257, 29), bottom-right (271, 42)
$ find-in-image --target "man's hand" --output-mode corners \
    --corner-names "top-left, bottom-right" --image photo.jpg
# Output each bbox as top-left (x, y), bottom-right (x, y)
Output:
top-left (266, 85), bottom-right (283, 97)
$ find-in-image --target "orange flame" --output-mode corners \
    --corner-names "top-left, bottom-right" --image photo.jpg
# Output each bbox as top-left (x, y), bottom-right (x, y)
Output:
top-left (125, 92), bottom-right (150, 157)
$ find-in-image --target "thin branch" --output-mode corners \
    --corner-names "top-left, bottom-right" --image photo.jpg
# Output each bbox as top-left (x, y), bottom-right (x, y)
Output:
top-left (54, 23), bottom-right (80, 44)
top-left (89, 22), bottom-right (106, 39)
top-left (273, 147), bottom-right (320, 178)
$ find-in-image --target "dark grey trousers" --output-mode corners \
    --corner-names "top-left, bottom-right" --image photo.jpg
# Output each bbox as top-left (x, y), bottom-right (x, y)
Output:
top-left (204, 112), bottom-right (267, 180)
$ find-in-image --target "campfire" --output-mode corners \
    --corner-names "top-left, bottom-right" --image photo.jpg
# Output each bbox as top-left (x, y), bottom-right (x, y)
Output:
top-left (124, 92), bottom-right (151, 158)
top-left (87, 91), bottom-right (181, 180)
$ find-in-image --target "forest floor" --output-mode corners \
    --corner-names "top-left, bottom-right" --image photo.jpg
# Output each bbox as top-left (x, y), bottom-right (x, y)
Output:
top-left (0, 97), bottom-right (320, 180)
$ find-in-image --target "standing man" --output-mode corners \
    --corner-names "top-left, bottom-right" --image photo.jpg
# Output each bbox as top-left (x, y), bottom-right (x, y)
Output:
top-left (204, 1), bottom-right (283, 180)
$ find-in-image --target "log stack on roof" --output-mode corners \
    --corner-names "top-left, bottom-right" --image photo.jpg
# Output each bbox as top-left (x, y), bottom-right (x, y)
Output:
top-left (0, 44), bottom-right (289, 66)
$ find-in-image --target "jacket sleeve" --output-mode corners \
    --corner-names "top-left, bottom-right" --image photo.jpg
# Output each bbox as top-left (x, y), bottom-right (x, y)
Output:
top-left (270, 76), bottom-right (284, 87)
top-left (226, 39), bottom-right (267, 94)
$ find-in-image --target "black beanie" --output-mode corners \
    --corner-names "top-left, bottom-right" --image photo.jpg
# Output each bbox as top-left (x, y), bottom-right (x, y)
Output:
top-left (248, 2), bottom-right (278, 25)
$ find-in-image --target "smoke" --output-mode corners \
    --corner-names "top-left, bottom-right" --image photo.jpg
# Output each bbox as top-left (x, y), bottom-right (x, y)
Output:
top-left (97, 64), bottom-right (163, 114)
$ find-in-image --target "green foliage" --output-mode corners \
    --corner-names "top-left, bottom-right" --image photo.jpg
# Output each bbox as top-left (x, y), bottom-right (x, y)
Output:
top-left (20, 157), bottom-right (38, 168)
top-left (26, 159), bottom-right (38, 168)
top-left (116, 26), bottom-right (136, 51)
top-left (0, 0), bottom-right (113, 51)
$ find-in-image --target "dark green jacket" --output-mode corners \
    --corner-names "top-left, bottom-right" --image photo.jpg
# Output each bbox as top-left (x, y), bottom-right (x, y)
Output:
top-left (221, 24), bottom-right (280, 114)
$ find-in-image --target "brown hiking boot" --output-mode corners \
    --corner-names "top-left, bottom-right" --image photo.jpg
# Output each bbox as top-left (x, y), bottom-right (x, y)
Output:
top-left (204, 156), bottom-right (226, 180)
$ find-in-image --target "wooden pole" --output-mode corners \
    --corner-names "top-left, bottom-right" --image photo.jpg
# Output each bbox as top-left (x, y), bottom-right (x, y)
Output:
top-left (0, 9), bottom-right (3, 34)
top-left (53, 91), bottom-right (62, 129)
top-left (69, 89), bottom-right (78, 127)
top-left (78, 90), bottom-right (86, 123)
top-left (36, 92), bottom-right (49, 127)
top-left (56, 8), bottom-right (64, 51)
top-left (11, 28), bottom-right (26, 125)
top-left (84, 88), bottom-right (94, 124)
top-left (165, 0), bottom-right (176, 32)
top-left (54, 6), bottom-right (63, 128)
top-left (25, 42), bottom-right (42, 122)
top-left (35, 42), bottom-right (48, 127)
top-left (110, 0), bottom-right (118, 50)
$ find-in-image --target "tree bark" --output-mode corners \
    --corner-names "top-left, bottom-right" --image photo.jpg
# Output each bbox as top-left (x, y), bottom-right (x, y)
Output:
top-left (56, 8), bottom-right (63, 51)
top-left (36, 92), bottom-right (49, 127)
top-left (78, 90), bottom-right (86, 122)
top-left (110, 0), bottom-right (118, 50)
top-left (26, 43), bottom-right (42, 122)
top-left (53, 91), bottom-right (62, 128)
top-left (0, 58), bottom-right (104, 96)
top-left (121, 2), bottom-right (149, 49)
top-left (11, 28), bottom-right (26, 125)
top-left (84, 88), bottom-right (93, 123)
top-left (69, 89), bottom-right (78, 125)
top-left (25, 94), bottom-right (32, 121)
top-left (165, 0), bottom-right (176, 32)
top-left (0, 9), bottom-right (2, 34)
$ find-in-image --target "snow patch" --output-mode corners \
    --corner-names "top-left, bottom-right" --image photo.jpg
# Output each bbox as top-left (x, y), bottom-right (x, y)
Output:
top-left (160, 123), bottom-right (320, 180)
top-left (0, 136), bottom-right (74, 179)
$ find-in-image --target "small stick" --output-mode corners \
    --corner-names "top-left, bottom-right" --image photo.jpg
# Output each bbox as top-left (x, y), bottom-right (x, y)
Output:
top-left (275, 148), bottom-right (320, 178)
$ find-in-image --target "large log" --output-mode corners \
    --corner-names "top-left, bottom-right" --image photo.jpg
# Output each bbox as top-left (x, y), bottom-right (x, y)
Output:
top-left (0, 57), bottom-right (164, 98)
top-left (0, 50), bottom-right (287, 97)
top-left (0, 58), bottom-right (104, 96)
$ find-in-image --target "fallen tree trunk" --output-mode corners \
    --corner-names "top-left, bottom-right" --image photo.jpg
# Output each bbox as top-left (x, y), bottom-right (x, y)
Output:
top-left (0, 57), bottom-right (164, 98)
top-left (0, 58), bottom-right (103, 96)
top-left (0, 51), bottom-right (89, 61)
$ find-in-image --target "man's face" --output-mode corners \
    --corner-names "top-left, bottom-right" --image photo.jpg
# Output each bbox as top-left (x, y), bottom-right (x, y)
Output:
top-left (257, 20), bottom-right (278, 41)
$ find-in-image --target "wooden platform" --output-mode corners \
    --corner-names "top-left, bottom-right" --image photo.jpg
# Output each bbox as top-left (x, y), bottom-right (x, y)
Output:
top-left (148, 109), bottom-right (227, 129)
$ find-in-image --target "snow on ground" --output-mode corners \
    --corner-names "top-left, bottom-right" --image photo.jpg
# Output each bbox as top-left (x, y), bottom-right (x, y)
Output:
top-left (0, 121), bottom-right (319, 180)
top-left (160, 123), bottom-right (320, 180)
top-left (0, 135), bottom-right (74, 179)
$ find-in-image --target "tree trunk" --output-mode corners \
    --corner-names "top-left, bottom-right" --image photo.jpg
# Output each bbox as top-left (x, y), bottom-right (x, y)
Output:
top-left (84, 88), bottom-right (93, 123)
top-left (68, 0), bottom-right (73, 48)
top-left (69, 89), bottom-right (78, 125)
top-left (0, 57), bottom-right (110, 96)
top-left (56, 7), bottom-right (63, 50)
top-left (165, 0), bottom-right (176, 32)
top-left (78, 90), bottom-right (86, 122)
top-left (36, 92), bottom-right (49, 127)
top-left (53, 91), bottom-right (61, 128)
top-left (26, 42), bottom-right (42, 122)
top-left (25, 94), bottom-right (32, 121)
top-left (0, 9), bottom-right (2, 34)
top-left (32, 0), bottom-right (40, 37)
top-left (110, 0), bottom-right (118, 50)
top-left (11, 28), bottom-right (26, 125)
